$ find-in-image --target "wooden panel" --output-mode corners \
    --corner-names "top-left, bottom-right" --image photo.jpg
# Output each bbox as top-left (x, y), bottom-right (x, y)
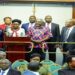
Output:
top-left (73, 7), bottom-right (75, 18)
top-left (72, 4), bottom-right (75, 18)
top-left (3, 0), bottom-right (75, 3)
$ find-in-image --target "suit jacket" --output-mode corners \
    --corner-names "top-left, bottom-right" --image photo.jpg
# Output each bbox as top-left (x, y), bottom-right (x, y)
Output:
top-left (7, 68), bottom-right (21, 75)
top-left (0, 24), bottom-right (7, 31)
top-left (21, 23), bottom-right (29, 33)
top-left (61, 26), bottom-right (75, 51)
top-left (46, 23), bottom-right (60, 43)
top-left (58, 69), bottom-right (75, 75)
top-left (61, 26), bottom-right (67, 42)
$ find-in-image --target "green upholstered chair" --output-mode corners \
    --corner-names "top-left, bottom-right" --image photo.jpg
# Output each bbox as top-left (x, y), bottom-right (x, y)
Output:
top-left (12, 59), bottom-right (29, 73)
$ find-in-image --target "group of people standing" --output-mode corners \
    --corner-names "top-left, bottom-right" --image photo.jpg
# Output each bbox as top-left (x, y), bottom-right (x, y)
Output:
top-left (0, 15), bottom-right (75, 64)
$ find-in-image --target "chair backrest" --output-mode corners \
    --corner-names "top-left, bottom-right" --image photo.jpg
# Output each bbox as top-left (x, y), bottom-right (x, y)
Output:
top-left (12, 59), bottom-right (29, 72)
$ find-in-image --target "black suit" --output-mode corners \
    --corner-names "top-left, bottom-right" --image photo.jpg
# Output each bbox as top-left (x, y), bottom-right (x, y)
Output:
top-left (7, 68), bottom-right (21, 75)
top-left (61, 26), bottom-right (75, 51)
top-left (58, 69), bottom-right (75, 75)
top-left (46, 23), bottom-right (60, 62)
top-left (61, 26), bottom-right (75, 63)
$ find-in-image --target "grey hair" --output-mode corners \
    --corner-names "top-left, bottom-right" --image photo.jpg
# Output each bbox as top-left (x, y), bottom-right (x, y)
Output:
top-left (0, 59), bottom-right (11, 65)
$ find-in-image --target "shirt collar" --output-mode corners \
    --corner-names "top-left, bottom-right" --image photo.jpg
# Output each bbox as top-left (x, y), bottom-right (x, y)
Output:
top-left (45, 23), bottom-right (51, 26)
top-left (1, 68), bottom-right (10, 73)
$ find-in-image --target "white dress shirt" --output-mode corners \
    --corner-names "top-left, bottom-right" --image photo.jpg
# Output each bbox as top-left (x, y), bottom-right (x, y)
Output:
top-left (64, 26), bottom-right (75, 42)
top-left (31, 71), bottom-right (40, 75)
top-left (67, 26), bottom-right (74, 39)
top-left (28, 23), bottom-right (35, 28)
top-left (45, 23), bottom-right (51, 32)
top-left (0, 68), bottom-right (9, 75)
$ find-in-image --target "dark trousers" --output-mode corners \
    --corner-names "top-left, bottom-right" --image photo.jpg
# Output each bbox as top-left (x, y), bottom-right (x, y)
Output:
top-left (63, 44), bottom-right (69, 64)
top-left (47, 44), bottom-right (56, 62)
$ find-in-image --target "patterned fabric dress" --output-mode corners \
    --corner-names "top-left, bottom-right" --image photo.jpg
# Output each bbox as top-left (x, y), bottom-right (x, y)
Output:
top-left (28, 26), bottom-right (53, 49)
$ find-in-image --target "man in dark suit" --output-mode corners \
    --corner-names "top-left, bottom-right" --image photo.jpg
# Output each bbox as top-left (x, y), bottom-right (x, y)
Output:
top-left (61, 19), bottom-right (75, 63)
top-left (0, 59), bottom-right (21, 75)
top-left (58, 55), bottom-right (75, 75)
top-left (45, 15), bottom-right (60, 62)
top-left (21, 15), bottom-right (36, 33)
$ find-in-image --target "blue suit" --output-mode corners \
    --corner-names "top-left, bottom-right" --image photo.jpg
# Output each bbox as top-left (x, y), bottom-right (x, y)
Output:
top-left (21, 23), bottom-right (29, 33)
top-left (61, 26), bottom-right (75, 63)
top-left (23, 70), bottom-right (36, 75)
top-left (0, 30), bottom-right (3, 41)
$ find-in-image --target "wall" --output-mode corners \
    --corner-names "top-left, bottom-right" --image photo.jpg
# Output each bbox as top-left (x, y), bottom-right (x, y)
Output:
top-left (0, 3), bottom-right (72, 30)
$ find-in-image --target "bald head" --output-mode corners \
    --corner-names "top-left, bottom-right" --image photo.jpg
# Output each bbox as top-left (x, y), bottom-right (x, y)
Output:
top-left (0, 59), bottom-right (11, 70)
top-left (29, 15), bottom-right (36, 23)
top-left (0, 51), bottom-right (6, 59)
top-left (45, 15), bottom-right (52, 23)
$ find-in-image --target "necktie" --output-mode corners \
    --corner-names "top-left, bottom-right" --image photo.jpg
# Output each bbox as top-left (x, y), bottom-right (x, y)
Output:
top-left (64, 28), bottom-right (69, 41)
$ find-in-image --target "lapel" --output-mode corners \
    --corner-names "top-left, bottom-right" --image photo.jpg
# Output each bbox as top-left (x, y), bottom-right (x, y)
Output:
top-left (26, 23), bottom-right (29, 29)
top-left (25, 23), bottom-right (29, 32)
top-left (51, 23), bottom-right (52, 32)
top-left (7, 69), bottom-right (13, 75)
top-left (67, 27), bottom-right (75, 39)
top-left (51, 23), bottom-right (54, 34)
top-left (63, 27), bottom-right (67, 36)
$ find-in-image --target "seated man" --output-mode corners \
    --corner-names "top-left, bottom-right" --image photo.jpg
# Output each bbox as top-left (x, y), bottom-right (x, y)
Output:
top-left (23, 62), bottom-right (40, 75)
top-left (30, 53), bottom-right (52, 75)
top-left (58, 55), bottom-right (75, 75)
top-left (62, 49), bottom-right (75, 69)
top-left (0, 59), bottom-right (21, 75)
